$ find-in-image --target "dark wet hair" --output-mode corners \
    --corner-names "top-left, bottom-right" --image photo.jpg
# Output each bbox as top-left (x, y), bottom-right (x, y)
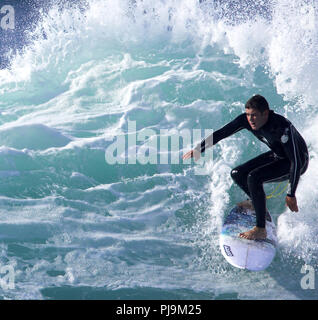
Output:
top-left (245, 95), bottom-right (269, 113)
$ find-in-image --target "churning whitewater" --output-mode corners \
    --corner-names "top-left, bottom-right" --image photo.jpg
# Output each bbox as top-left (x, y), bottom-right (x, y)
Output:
top-left (0, 0), bottom-right (318, 299)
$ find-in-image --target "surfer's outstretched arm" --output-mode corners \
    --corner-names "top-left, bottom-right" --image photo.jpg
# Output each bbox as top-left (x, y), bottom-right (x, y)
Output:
top-left (195, 114), bottom-right (245, 153)
top-left (182, 113), bottom-right (246, 160)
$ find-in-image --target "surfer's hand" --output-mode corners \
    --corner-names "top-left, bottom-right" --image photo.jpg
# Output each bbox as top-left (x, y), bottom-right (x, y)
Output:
top-left (286, 195), bottom-right (299, 212)
top-left (182, 149), bottom-right (201, 161)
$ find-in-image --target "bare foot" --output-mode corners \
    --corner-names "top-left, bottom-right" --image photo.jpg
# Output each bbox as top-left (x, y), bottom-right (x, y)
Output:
top-left (239, 226), bottom-right (267, 240)
top-left (237, 199), bottom-right (255, 211)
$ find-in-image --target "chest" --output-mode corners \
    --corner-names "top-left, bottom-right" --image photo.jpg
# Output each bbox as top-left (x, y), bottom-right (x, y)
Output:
top-left (252, 128), bottom-right (283, 148)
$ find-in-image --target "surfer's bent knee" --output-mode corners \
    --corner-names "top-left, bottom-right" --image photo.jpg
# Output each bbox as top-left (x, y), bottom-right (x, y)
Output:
top-left (231, 168), bottom-right (243, 182)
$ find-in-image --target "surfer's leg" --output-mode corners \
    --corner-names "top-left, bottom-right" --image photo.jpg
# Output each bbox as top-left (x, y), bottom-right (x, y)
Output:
top-left (247, 158), bottom-right (291, 228)
top-left (231, 151), bottom-right (276, 198)
top-left (239, 155), bottom-right (308, 240)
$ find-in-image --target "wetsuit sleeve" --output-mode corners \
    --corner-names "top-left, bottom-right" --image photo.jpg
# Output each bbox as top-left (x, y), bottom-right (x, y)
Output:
top-left (281, 125), bottom-right (302, 197)
top-left (194, 114), bottom-right (246, 153)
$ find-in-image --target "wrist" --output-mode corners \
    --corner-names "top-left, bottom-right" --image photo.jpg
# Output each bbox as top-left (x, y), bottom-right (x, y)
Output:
top-left (194, 145), bottom-right (202, 154)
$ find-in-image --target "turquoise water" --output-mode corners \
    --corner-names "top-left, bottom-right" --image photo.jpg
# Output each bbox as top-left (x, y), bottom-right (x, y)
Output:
top-left (0, 0), bottom-right (318, 299)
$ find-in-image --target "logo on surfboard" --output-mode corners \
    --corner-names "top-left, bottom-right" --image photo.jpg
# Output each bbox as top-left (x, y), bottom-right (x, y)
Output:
top-left (223, 245), bottom-right (234, 257)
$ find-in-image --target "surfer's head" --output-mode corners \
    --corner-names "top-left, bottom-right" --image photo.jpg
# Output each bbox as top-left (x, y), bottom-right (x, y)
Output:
top-left (245, 95), bottom-right (269, 113)
top-left (245, 95), bottom-right (270, 130)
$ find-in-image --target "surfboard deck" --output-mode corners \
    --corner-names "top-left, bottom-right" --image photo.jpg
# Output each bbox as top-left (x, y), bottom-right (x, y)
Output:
top-left (219, 205), bottom-right (277, 271)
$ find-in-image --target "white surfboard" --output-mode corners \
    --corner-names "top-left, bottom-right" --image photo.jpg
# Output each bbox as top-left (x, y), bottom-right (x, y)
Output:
top-left (219, 206), bottom-right (277, 271)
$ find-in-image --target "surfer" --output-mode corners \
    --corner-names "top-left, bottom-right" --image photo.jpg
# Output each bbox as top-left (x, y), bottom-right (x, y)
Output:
top-left (183, 95), bottom-right (309, 240)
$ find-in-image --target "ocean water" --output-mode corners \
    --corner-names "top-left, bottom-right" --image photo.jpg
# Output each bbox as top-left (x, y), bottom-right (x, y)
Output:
top-left (0, 0), bottom-right (318, 300)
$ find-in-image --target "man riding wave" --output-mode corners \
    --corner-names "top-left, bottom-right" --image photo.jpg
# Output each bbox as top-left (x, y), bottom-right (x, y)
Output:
top-left (183, 95), bottom-right (309, 240)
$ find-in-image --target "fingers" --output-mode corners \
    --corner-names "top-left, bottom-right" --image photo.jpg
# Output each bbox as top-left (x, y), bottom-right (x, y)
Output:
top-left (292, 200), bottom-right (299, 212)
top-left (182, 150), bottom-right (201, 161)
top-left (288, 205), bottom-right (298, 212)
top-left (182, 151), bottom-right (193, 160)
top-left (286, 198), bottom-right (299, 212)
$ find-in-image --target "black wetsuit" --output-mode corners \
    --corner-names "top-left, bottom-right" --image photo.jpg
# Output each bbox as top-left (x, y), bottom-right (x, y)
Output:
top-left (195, 110), bottom-right (309, 228)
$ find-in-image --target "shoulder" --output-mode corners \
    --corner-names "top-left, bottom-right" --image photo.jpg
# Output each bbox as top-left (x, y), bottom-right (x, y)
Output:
top-left (232, 113), bottom-right (248, 126)
top-left (269, 111), bottom-right (291, 132)
top-left (225, 113), bottom-right (249, 132)
top-left (268, 111), bottom-right (294, 142)
top-left (270, 111), bottom-right (291, 126)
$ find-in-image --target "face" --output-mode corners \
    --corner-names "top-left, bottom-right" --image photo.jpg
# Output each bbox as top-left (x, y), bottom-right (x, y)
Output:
top-left (245, 108), bottom-right (269, 130)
